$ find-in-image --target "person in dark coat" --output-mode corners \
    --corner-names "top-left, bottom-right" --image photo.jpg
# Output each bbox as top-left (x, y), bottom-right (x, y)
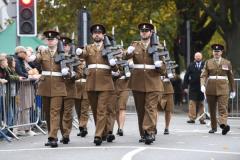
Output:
top-left (183, 52), bottom-right (206, 124)
top-left (14, 46), bottom-right (28, 78)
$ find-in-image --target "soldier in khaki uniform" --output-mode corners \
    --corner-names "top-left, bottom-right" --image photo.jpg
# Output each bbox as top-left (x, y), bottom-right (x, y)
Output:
top-left (59, 36), bottom-right (80, 144)
top-left (200, 44), bottom-right (235, 135)
top-left (114, 68), bottom-right (130, 136)
top-left (36, 30), bottom-right (68, 147)
top-left (125, 23), bottom-right (166, 144)
top-left (75, 59), bottom-right (90, 137)
top-left (157, 75), bottom-right (174, 135)
top-left (76, 24), bottom-right (118, 145)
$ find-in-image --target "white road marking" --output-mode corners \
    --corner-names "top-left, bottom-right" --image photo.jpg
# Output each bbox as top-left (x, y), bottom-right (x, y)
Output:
top-left (0, 146), bottom-right (239, 156)
top-left (121, 147), bottom-right (146, 160)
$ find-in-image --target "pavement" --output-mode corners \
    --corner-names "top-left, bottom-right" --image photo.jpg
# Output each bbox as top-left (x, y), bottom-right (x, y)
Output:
top-left (0, 113), bottom-right (240, 160)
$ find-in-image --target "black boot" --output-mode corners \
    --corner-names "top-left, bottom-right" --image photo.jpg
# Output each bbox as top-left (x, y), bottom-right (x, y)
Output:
top-left (164, 128), bottom-right (169, 135)
top-left (222, 125), bottom-right (230, 135)
top-left (60, 137), bottom-right (70, 144)
top-left (106, 131), bottom-right (115, 142)
top-left (117, 128), bottom-right (123, 136)
top-left (48, 137), bottom-right (58, 148)
top-left (139, 136), bottom-right (145, 143)
top-left (209, 128), bottom-right (217, 133)
top-left (144, 131), bottom-right (154, 145)
top-left (45, 137), bottom-right (57, 146)
top-left (77, 127), bottom-right (83, 136)
top-left (94, 136), bottom-right (102, 146)
top-left (80, 128), bottom-right (88, 137)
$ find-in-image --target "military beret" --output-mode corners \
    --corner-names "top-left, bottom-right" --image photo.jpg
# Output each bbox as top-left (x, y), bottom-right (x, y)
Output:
top-left (15, 46), bottom-right (27, 54)
top-left (90, 24), bottom-right (106, 34)
top-left (138, 23), bottom-right (154, 32)
top-left (60, 36), bottom-right (72, 45)
top-left (43, 30), bottom-right (59, 39)
top-left (211, 44), bottom-right (224, 51)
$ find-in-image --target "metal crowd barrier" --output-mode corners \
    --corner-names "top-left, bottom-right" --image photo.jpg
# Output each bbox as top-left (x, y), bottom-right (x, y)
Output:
top-left (229, 78), bottom-right (240, 118)
top-left (0, 84), bottom-right (12, 142)
top-left (0, 79), bottom-right (46, 142)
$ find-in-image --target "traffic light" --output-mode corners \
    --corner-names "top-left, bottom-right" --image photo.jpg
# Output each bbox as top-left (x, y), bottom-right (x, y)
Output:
top-left (17, 0), bottom-right (37, 37)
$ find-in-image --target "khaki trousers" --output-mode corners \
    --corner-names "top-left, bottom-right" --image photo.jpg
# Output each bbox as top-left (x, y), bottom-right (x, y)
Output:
top-left (42, 96), bottom-right (51, 132)
top-left (206, 95), bottom-right (229, 129)
top-left (132, 91), bottom-right (160, 136)
top-left (87, 91), bottom-right (112, 137)
top-left (188, 100), bottom-right (204, 121)
top-left (104, 91), bottom-right (117, 136)
top-left (60, 98), bottom-right (74, 138)
top-left (75, 99), bottom-right (90, 128)
top-left (42, 96), bottom-right (64, 139)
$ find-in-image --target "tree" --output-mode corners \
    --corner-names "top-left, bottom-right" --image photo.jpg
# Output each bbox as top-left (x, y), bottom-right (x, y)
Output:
top-left (173, 0), bottom-right (217, 72)
top-left (198, 0), bottom-right (240, 76)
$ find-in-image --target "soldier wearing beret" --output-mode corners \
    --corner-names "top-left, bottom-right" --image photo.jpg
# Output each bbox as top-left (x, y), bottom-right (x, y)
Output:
top-left (125, 23), bottom-right (166, 144)
top-left (200, 43), bottom-right (235, 135)
top-left (76, 24), bottom-right (119, 145)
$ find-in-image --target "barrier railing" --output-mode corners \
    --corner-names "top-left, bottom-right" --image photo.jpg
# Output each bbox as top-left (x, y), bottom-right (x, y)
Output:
top-left (0, 79), bottom-right (46, 142)
top-left (229, 78), bottom-right (240, 118)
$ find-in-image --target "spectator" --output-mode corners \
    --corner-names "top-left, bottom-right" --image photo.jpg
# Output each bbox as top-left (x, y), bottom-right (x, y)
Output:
top-left (14, 46), bottom-right (28, 78)
top-left (26, 46), bottom-right (42, 73)
top-left (183, 52), bottom-right (206, 124)
top-left (0, 54), bottom-right (8, 129)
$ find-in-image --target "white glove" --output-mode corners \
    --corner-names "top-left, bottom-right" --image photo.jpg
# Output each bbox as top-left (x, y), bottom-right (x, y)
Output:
top-left (125, 72), bottom-right (131, 78)
top-left (128, 60), bottom-right (134, 69)
top-left (61, 68), bottom-right (69, 76)
top-left (76, 48), bottom-right (83, 55)
top-left (168, 73), bottom-right (174, 79)
top-left (111, 71), bottom-right (120, 77)
top-left (109, 58), bottom-right (116, 66)
top-left (184, 88), bottom-right (188, 93)
top-left (201, 85), bottom-right (206, 93)
top-left (127, 46), bottom-right (135, 54)
top-left (71, 71), bottom-right (76, 77)
top-left (229, 92), bottom-right (236, 99)
top-left (154, 60), bottom-right (163, 68)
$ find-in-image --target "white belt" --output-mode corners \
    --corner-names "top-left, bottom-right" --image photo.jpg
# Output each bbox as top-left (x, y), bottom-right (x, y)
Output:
top-left (208, 76), bottom-right (228, 80)
top-left (134, 64), bottom-right (155, 69)
top-left (119, 76), bottom-right (126, 80)
top-left (75, 79), bottom-right (86, 83)
top-left (42, 71), bottom-right (62, 76)
top-left (163, 78), bottom-right (170, 82)
top-left (88, 64), bottom-right (110, 69)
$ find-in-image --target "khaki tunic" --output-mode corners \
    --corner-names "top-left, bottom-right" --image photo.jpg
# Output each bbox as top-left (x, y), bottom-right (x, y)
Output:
top-left (126, 41), bottom-right (165, 92)
top-left (36, 49), bottom-right (67, 97)
top-left (82, 44), bottom-right (118, 91)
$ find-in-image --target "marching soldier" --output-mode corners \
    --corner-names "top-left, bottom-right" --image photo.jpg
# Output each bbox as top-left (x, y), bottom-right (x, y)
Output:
top-left (200, 44), bottom-right (235, 135)
top-left (114, 62), bottom-right (130, 136)
top-left (76, 24), bottom-right (119, 145)
top-left (36, 30), bottom-right (68, 147)
top-left (59, 36), bottom-right (81, 144)
top-left (125, 23), bottom-right (166, 144)
top-left (157, 75), bottom-right (174, 135)
top-left (75, 59), bottom-right (90, 137)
